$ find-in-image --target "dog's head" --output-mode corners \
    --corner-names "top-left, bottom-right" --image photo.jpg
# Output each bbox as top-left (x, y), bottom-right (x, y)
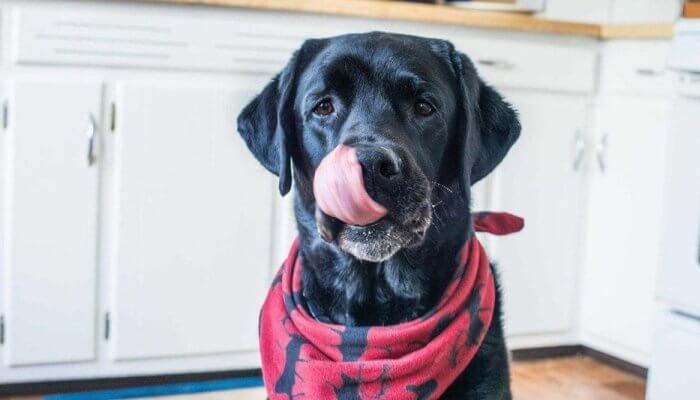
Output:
top-left (238, 32), bottom-right (520, 262)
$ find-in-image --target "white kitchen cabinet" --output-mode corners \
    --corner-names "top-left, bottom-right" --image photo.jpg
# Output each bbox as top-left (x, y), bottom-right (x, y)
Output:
top-left (543, 0), bottom-right (682, 23)
top-left (492, 91), bottom-right (587, 338)
top-left (647, 312), bottom-right (700, 399)
top-left (656, 89), bottom-right (700, 317)
top-left (599, 41), bottom-right (672, 97)
top-left (1, 80), bottom-right (102, 366)
top-left (608, 0), bottom-right (683, 23)
top-left (0, 82), bottom-right (7, 353)
top-left (108, 80), bottom-right (275, 361)
top-left (541, 0), bottom-right (611, 23)
top-left (580, 96), bottom-right (670, 366)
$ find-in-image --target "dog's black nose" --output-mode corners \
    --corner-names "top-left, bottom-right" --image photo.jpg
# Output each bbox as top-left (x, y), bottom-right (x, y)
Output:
top-left (354, 145), bottom-right (403, 185)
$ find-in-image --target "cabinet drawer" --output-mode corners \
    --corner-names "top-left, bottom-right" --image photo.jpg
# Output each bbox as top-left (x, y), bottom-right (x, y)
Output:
top-left (14, 8), bottom-right (309, 73)
top-left (452, 37), bottom-right (596, 93)
top-left (600, 41), bottom-right (673, 96)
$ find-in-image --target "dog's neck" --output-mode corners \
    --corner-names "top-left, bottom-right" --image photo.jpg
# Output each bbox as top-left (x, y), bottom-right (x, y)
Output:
top-left (292, 188), bottom-right (471, 326)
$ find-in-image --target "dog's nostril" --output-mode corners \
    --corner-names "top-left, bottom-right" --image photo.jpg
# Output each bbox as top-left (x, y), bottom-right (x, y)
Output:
top-left (378, 159), bottom-right (399, 179)
top-left (354, 145), bottom-right (403, 182)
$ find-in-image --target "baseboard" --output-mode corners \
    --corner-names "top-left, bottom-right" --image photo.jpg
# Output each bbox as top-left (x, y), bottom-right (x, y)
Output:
top-left (511, 344), bottom-right (584, 360)
top-left (580, 346), bottom-right (648, 379)
top-left (511, 345), bottom-right (648, 379)
top-left (0, 345), bottom-right (648, 396)
top-left (0, 369), bottom-right (261, 397)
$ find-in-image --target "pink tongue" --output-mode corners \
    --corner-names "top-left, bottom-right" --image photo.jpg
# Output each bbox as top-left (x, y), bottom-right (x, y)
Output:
top-left (313, 145), bottom-right (388, 226)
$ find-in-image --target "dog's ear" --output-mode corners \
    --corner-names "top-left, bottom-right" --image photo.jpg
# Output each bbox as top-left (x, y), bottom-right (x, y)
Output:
top-left (237, 41), bottom-right (322, 196)
top-left (448, 47), bottom-right (521, 187)
top-left (237, 57), bottom-right (297, 196)
top-left (471, 80), bottom-right (521, 183)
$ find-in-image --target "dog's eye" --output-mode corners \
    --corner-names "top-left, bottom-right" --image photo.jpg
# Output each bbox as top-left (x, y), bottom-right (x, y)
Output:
top-left (313, 99), bottom-right (334, 116)
top-left (414, 100), bottom-right (435, 117)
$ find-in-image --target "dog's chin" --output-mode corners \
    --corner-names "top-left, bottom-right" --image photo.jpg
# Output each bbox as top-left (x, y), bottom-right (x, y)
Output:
top-left (336, 218), bottom-right (429, 262)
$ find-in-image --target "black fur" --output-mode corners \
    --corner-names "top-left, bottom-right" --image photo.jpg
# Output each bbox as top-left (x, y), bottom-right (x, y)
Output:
top-left (238, 32), bottom-right (520, 399)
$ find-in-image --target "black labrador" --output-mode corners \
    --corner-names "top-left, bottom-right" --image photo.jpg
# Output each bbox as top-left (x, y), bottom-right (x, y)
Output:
top-left (238, 32), bottom-right (520, 399)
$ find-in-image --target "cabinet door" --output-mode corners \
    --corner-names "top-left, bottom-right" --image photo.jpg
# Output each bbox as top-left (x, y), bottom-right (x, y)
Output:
top-left (580, 97), bottom-right (670, 365)
top-left (491, 91), bottom-right (587, 337)
top-left (110, 80), bottom-right (275, 360)
top-left (2, 81), bottom-right (101, 366)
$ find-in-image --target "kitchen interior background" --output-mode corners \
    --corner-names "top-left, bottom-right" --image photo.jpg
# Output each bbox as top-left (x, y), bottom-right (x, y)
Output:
top-left (0, 0), bottom-right (698, 399)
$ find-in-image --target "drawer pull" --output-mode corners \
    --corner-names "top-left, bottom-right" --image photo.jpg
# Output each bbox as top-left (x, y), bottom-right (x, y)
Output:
top-left (477, 58), bottom-right (516, 71)
top-left (635, 68), bottom-right (665, 77)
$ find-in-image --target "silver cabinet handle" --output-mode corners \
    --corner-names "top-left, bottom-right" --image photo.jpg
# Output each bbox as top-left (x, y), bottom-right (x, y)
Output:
top-left (572, 129), bottom-right (585, 171)
top-left (596, 133), bottom-right (608, 174)
top-left (86, 114), bottom-right (97, 166)
top-left (477, 58), bottom-right (516, 71)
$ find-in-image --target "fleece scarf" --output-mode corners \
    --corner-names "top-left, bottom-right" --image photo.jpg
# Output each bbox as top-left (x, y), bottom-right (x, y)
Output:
top-left (259, 212), bottom-right (524, 400)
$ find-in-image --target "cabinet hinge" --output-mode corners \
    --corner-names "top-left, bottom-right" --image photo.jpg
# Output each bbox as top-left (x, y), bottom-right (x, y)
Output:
top-left (0, 315), bottom-right (5, 345)
top-left (110, 102), bottom-right (116, 132)
top-left (104, 312), bottom-right (111, 341)
top-left (2, 100), bottom-right (8, 130)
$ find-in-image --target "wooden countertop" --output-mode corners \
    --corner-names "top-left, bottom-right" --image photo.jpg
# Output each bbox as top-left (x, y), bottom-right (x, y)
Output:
top-left (153, 0), bottom-right (673, 39)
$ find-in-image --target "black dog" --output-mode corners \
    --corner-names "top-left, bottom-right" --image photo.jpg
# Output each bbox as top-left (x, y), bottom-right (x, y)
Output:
top-left (238, 32), bottom-right (520, 399)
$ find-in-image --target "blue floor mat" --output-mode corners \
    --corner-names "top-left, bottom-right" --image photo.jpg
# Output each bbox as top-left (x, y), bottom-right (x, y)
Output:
top-left (43, 377), bottom-right (264, 400)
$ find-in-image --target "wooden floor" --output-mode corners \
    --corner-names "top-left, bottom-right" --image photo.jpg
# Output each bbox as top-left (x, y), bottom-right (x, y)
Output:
top-left (511, 356), bottom-right (646, 400)
top-left (8, 355), bottom-right (645, 400)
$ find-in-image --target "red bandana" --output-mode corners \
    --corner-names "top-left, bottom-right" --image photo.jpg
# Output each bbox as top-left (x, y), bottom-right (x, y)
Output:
top-left (259, 212), bottom-right (524, 400)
